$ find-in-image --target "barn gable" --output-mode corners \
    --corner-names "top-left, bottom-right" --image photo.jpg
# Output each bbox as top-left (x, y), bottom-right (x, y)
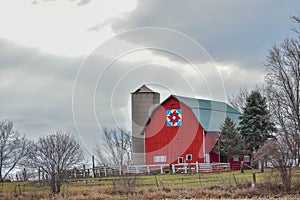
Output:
top-left (145, 95), bottom-right (206, 164)
top-left (168, 95), bottom-right (241, 132)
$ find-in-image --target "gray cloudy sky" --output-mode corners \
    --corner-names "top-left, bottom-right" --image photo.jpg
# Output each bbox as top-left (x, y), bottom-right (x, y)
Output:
top-left (0, 0), bottom-right (299, 156)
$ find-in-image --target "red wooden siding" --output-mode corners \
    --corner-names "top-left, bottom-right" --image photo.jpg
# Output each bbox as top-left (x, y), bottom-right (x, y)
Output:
top-left (145, 97), bottom-right (207, 164)
top-left (229, 155), bottom-right (251, 170)
top-left (205, 132), bottom-right (220, 163)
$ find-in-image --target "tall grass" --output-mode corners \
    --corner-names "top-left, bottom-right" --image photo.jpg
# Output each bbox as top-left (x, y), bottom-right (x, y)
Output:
top-left (0, 168), bottom-right (300, 199)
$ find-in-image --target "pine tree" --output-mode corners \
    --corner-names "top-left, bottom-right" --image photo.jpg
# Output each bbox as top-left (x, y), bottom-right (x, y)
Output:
top-left (239, 90), bottom-right (275, 151)
top-left (218, 117), bottom-right (246, 162)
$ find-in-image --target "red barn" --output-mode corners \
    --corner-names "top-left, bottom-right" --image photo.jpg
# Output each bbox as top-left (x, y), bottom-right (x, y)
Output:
top-left (131, 85), bottom-right (242, 166)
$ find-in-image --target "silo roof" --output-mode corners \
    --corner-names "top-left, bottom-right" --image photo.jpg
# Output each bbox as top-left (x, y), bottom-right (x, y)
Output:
top-left (132, 84), bottom-right (158, 93)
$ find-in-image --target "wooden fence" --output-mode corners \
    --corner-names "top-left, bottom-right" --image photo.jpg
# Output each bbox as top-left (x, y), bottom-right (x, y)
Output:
top-left (64, 162), bottom-right (234, 178)
top-left (10, 162), bottom-right (247, 182)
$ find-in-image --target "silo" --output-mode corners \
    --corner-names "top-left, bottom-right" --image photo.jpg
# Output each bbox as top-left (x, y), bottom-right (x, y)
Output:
top-left (131, 85), bottom-right (160, 165)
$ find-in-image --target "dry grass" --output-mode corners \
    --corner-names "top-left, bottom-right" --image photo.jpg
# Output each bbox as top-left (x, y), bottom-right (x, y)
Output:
top-left (1, 168), bottom-right (300, 199)
top-left (1, 184), bottom-right (300, 199)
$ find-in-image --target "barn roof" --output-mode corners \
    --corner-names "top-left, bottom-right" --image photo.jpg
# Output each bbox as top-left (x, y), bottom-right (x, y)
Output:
top-left (169, 95), bottom-right (241, 132)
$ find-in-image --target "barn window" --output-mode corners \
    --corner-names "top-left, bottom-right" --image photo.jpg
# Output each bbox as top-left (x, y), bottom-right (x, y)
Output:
top-left (233, 155), bottom-right (239, 162)
top-left (186, 154), bottom-right (192, 161)
top-left (243, 155), bottom-right (250, 162)
top-left (178, 157), bottom-right (183, 163)
top-left (154, 156), bottom-right (166, 163)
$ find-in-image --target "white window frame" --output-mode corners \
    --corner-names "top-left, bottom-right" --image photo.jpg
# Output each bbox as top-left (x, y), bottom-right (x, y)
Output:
top-left (233, 155), bottom-right (240, 162)
top-left (154, 155), bottom-right (166, 163)
top-left (186, 154), bottom-right (192, 161)
top-left (243, 155), bottom-right (250, 162)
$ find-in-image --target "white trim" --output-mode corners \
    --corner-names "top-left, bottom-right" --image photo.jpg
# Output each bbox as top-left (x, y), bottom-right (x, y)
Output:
top-left (243, 155), bottom-right (250, 162)
top-left (233, 155), bottom-right (239, 162)
top-left (204, 154), bottom-right (210, 163)
top-left (186, 154), bottom-right (192, 161)
top-left (203, 129), bottom-right (206, 158)
top-left (144, 131), bottom-right (146, 164)
top-left (154, 155), bottom-right (166, 163)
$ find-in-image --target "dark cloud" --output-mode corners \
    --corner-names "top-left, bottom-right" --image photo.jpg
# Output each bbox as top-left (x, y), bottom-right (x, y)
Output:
top-left (2, 0), bottom-right (299, 157)
top-left (111, 0), bottom-right (300, 68)
top-left (0, 38), bottom-right (82, 79)
top-left (0, 38), bottom-right (81, 140)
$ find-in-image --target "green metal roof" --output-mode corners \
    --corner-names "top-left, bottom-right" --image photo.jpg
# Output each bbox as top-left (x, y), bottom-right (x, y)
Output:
top-left (172, 95), bottom-right (241, 132)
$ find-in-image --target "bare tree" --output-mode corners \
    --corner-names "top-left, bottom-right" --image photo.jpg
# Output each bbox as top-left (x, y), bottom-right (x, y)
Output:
top-left (254, 139), bottom-right (293, 191)
top-left (265, 16), bottom-right (300, 165)
top-left (0, 120), bottom-right (31, 182)
top-left (31, 131), bottom-right (83, 193)
top-left (228, 86), bottom-right (266, 113)
top-left (291, 16), bottom-right (300, 34)
top-left (228, 87), bottom-right (250, 112)
top-left (94, 128), bottom-right (131, 167)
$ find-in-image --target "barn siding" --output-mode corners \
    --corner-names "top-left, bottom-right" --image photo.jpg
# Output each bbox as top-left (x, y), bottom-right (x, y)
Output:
top-left (145, 97), bottom-right (212, 164)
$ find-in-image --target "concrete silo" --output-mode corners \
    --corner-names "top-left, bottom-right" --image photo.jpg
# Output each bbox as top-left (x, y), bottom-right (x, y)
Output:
top-left (131, 85), bottom-right (160, 165)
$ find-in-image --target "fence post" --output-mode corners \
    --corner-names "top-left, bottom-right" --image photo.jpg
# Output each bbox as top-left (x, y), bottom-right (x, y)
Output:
top-left (160, 165), bottom-right (163, 174)
top-left (172, 164), bottom-right (175, 174)
top-left (74, 168), bottom-right (77, 178)
top-left (38, 167), bottom-right (41, 182)
top-left (260, 159), bottom-right (264, 173)
top-left (104, 167), bottom-right (107, 176)
top-left (147, 166), bottom-right (150, 174)
top-left (195, 162), bottom-right (199, 173)
top-left (119, 165), bottom-right (122, 175)
top-left (241, 161), bottom-right (244, 173)
top-left (22, 168), bottom-right (27, 181)
top-left (252, 173), bottom-right (256, 188)
top-left (83, 164), bottom-right (86, 177)
top-left (136, 166), bottom-right (139, 174)
top-left (184, 163), bottom-right (187, 174)
top-left (92, 155), bottom-right (96, 178)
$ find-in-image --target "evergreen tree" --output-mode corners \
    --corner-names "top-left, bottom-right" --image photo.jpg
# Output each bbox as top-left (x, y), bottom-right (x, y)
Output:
top-left (239, 90), bottom-right (275, 151)
top-left (218, 117), bottom-right (245, 162)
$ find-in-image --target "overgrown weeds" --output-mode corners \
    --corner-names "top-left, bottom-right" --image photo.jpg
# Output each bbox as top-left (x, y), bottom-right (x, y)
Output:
top-left (2, 182), bottom-right (300, 199)
top-left (1, 169), bottom-right (300, 199)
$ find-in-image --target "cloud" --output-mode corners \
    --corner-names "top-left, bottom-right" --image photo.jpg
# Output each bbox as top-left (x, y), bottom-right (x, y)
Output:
top-left (110, 0), bottom-right (300, 68)
top-left (0, 38), bottom-right (81, 138)
top-left (0, 0), bottom-right (137, 57)
top-left (31, 0), bottom-right (93, 6)
top-left (0, 33), bottom-right (266, 155)
top-left (216, 63), bottom-right (265, 97)
top-left (1, 0), bottom-right (298, 157)
top-left (77, 0), bottom-right (93, 6)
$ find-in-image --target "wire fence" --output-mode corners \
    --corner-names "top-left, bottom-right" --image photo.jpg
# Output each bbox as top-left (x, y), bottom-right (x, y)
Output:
top-left (6, 170), bottom-right (259, 194)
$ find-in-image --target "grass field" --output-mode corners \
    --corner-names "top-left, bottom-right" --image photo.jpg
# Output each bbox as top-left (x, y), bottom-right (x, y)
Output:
top-left (1, 168), bottom-right (300, 199)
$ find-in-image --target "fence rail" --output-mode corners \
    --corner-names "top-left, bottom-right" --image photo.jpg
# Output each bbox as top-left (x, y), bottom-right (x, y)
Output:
top-left (66, 162), bottom-right (235, 178)
top-left (10, 162), bottom-right (249, 182)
